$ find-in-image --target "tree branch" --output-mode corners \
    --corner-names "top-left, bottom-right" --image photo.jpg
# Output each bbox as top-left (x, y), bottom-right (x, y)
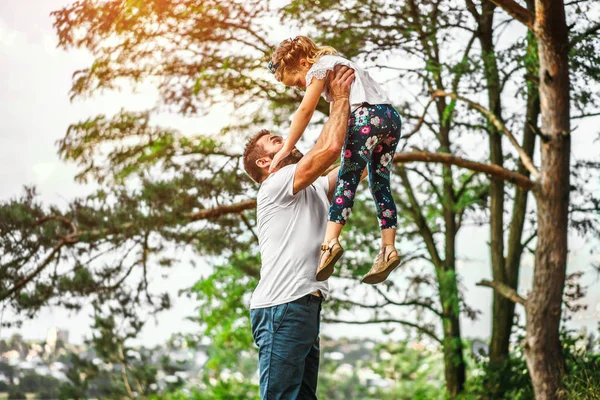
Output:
top-left (239, 211), bottom-right (259, 243)
top-left (324, 317), bottom-right (442, 344)
top-left (396, 165), bottom-right (444, 268)
top-left (488, 0), bottom-right (534, 31)
top-left (522, 230), bottom-right (537, 248)
top-left (404, 166), bottom-right (444, 204)
top-left (373, 286), bottom-right (443, 318)
top-left (465, 0), bottom-right (481, 19)
top-left (572, 111), bottom-right (600, 120)
top-left (35, 215), bottom-right (79, 236)
top-left (402, 98), bottom-right (435, 140)
top-left (456, 172), bottom-right (479, 200)
top-left (1, 214), bottom-right (81, 301)
top-left (141, 231), bottom-right (153, 305)
top-left (569, 22), bottom-right (600, 50)
top-left (9, 200), bottom-right (259, 298)
top-left (432, 90), bottom-right (540, 180)
top-left (186, 199), bottom-right (256, 221)
top-left (0, 240), bottom-right (67, 301)
top-left (394, 151), bottom-right (535, 190)
top-left (476, 279), bottom-right (527, 305)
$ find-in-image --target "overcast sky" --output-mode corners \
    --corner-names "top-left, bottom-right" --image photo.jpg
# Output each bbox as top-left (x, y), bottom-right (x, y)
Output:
top-left (0, 1), bottom-right (598, 347)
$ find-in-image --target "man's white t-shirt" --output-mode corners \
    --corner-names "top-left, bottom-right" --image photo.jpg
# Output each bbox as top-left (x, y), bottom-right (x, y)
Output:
top-left (250, 164), bottom-right (330, 309)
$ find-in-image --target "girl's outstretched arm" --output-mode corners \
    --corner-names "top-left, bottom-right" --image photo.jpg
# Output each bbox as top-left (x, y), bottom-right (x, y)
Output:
top-left (269, 76), bottom-right (327, 172)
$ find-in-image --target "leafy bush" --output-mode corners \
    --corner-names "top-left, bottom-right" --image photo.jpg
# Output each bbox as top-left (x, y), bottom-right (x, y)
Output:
top-left (465, 325), bottom-right (600, 399)
top-left (7, 389), bottom-right (26, 400)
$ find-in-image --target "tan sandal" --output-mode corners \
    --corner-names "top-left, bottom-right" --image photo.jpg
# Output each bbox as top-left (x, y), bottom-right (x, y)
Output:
top-left (316, 238), bottom-right (344, 281)
top-left (361, 245), bottom-right (401, 285)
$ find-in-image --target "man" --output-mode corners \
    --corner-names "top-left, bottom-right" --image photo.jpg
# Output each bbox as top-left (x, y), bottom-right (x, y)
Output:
top-left (242, 66), bottom-right (354, 399)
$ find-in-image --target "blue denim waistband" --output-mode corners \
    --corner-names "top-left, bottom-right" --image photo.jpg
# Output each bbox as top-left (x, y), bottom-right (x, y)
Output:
top-left (291, 293), bottom-right (323, 305)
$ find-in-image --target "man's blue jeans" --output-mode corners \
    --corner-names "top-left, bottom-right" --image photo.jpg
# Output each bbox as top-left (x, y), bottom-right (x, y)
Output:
top-left (250, 294), bottom-right (323, 400)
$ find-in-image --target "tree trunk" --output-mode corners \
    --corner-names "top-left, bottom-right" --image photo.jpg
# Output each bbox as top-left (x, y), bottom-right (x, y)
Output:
top-left (488, 0), bottom-right (540, 368)
top-left (504, 86), bottom-right (539, 351)
top-left (439, 103), bottom-right (466, 396)
top-left (504, 24), bottom-right (540, 365)
top-left (476, 1), bottom-right (511, 365)
top-left (525, 0), bottom-right (571, 397)
top-left (397, 163), bottom-right (465, 397)
top-left (438, 271), bottom-right (466, 397)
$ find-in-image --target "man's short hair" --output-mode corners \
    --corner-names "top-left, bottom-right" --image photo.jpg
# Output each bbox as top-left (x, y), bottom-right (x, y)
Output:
top-left (243, 129), bottom-right (271, 183)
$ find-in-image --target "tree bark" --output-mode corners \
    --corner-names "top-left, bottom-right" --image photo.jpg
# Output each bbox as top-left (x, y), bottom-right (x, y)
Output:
top-left (524, 0), bottom-right (571, 397)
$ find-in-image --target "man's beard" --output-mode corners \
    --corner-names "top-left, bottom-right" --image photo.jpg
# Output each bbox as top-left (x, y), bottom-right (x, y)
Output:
top-left (271, 148), bottom-right (304, 169)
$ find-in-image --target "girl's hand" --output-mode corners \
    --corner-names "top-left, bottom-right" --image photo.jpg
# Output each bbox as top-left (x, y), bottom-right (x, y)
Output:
top-left (268, 147), bottom-right (291, 172)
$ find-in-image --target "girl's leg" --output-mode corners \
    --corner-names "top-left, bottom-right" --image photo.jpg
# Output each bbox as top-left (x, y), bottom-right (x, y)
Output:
top-left (325, 114), bottom-right (372, 241)
top-left (323, 222), bottom-right (343, 244)
top-left (367, 105), bottom-right (402, 248)
top-left (318, 108), bottom-right (375, 281)
top-left (360, 105), bottom-right (402, 284)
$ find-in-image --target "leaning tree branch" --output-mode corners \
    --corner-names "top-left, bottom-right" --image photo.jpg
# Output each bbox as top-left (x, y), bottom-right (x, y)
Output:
top-left (394, 151), bottom-right (535, 190)
top-left (432, 90), bottom-right (540, 180)
top-left (488, 0), bottom-right (535, 31)
top-left (476, 279), bottom-right (527, 305)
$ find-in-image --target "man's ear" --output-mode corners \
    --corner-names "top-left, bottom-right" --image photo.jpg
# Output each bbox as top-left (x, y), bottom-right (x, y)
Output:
top-left (256, 156), bottom-right (271, 170)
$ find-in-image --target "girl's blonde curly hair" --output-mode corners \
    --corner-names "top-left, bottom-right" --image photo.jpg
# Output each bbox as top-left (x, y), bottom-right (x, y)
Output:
top-left (268, 36), bottom-right (338, 81)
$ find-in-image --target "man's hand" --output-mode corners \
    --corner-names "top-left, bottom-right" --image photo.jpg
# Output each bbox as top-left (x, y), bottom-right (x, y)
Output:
top-left (268, 147), bottom-right (290, 173)
top-left (291, 66), bottom-right (355, 195)
top-left (328, 65), bottom-right (354, 101)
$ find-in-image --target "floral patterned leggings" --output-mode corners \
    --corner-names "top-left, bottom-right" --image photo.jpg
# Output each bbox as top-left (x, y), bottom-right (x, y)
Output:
top-left (329, 104), bottom-right (402, 230)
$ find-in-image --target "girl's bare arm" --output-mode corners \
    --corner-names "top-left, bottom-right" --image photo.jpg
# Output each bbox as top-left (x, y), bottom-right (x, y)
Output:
top-left (283, 77), bottom-right (327, 152)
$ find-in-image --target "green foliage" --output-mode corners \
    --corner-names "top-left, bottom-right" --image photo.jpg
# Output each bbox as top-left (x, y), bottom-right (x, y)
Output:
top-left (465, 325), bottom-right (600, 400)
top-left (187, 251), bottom-right (258, 372)
top-left (18, 372), bottom-right (61, 395)
top-left (371, 341), bottom-right (445, 400)
top-left (317, 359), bottom-right (377, 399)
top-left (59, 353), bottom-right (98, 400)
top-left (7, 389), bottom-right (26, 400)
top-left (151, 379), bottom-right (259, 400)
top-left (1, 1), bottom-right (598, 399)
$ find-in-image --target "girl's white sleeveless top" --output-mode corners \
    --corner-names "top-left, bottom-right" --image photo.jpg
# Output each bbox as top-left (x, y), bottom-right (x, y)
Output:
top-left (306, 54), bottom-right (392, 109)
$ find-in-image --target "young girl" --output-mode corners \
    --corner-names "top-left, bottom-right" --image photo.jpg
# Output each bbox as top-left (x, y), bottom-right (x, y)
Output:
top-left (267, 36), bottom-right (402, 285)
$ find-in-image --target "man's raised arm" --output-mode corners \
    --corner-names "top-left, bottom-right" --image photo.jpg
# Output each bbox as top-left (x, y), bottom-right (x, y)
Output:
top-left (292, 66), bottom-right (354, 195)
